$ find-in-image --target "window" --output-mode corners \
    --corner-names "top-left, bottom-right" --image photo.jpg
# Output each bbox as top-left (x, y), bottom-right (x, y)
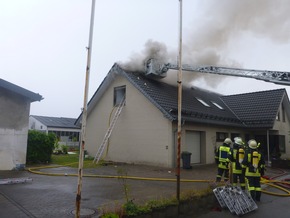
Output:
top-left (276, 110), bottom-right (280, 121)
top-left (279, 135), bottom-right (286, 153)
top-left (114, 86), bottom-right (126, 106)
top-left (211, 101), bottom-right (224, 110)
top-left (31, 122), bottom-right (35, 129)
top-left (216, 132), bottom-right (228, 142)
top-left (196, 97), bottom-right (210, 107)
top-left (282, 105), bottom-right (286, 122)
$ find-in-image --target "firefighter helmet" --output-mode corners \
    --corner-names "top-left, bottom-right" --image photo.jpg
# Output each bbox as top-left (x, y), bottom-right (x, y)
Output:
top-left (224, 138), bottom-right (232, 145)
top-left (248, 139), bottom-right (257, 149)
top-left (234, 137), bottom-right (243, 146)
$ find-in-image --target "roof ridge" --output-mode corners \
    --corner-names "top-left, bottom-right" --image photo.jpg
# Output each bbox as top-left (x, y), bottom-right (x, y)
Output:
top-left (224, 88), bottom-right (285, 97)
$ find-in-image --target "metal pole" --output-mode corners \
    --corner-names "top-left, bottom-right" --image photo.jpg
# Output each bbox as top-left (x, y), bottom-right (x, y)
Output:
top-left (176, 0), bottom-right (183, 202)
top-left (75, 0), bottom-right (96, 217)
top-left (267, 130), bottom-right (271, 167)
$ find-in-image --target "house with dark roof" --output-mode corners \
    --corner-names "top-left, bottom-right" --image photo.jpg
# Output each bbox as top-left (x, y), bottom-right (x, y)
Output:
top-left (76, 64), bottom-right (290, 168)
top-left (0, 79), bottom-right (43, 170)
top-left (29, 115), bottom-right (80, 147)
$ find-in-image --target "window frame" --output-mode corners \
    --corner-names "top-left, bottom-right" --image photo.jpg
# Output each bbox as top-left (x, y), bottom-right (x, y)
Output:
top-left (196, 97), bottom-right (210, 107)
top-left (114, 86), bottom-right (126, 106)
top-left (216, 132), bottom-right (229, 142)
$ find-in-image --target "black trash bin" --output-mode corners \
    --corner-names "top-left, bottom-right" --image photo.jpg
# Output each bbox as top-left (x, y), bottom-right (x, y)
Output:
top-left (181, 151), bottom-right (192, 169)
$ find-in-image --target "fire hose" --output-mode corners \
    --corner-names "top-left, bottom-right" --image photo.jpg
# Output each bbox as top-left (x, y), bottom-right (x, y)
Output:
top-left (27, 163), bottom-right (290, 197)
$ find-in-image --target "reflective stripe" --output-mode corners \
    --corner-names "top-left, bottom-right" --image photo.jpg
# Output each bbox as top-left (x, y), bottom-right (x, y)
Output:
top-left (219, 146), bottom-right (230, 162)
top-left (248, 186), bottom-right (255, 191)
top-left (218, 162), bottom-right (229, 169)
top-left (245, 152), bottom-right (262, 177)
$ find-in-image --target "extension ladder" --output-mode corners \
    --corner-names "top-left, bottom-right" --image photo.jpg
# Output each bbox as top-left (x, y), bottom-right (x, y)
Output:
top-left (213, 185), bottom-right (258, 216)
top-left (0, 177), bottom-right (33, 185)
top-left (93, 97), bottom-right (126, 163)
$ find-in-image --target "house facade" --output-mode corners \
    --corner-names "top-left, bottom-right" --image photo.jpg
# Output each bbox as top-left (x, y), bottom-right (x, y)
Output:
top-left (29, 115), bottom-right (80, 148)
top-left (0, 79), bottom-right (42, 170)
top-left (76, 64), bottom-right (290, 168)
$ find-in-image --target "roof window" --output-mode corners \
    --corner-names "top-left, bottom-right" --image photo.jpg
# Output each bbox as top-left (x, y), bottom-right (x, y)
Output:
top-left (211, 101), bottom-right (224, 110)
top-left (196, 97), bottom-right (210, 107)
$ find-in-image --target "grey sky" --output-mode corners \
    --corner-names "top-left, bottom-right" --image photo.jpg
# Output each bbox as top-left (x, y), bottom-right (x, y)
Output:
top-left (1, 0), bottom-right (290, 118)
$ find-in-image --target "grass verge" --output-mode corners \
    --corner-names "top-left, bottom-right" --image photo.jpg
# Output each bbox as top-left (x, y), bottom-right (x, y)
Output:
top-left (51, 153), bottom-right (98, 168)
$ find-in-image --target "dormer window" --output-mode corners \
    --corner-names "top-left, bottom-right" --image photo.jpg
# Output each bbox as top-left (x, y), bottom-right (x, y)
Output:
top-left (196, 97), bottom-right (210, 107)
top-left (211, 101), bottom-right (224, 110)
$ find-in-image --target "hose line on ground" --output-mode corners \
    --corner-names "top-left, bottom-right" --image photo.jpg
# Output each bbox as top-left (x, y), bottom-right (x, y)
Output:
top-left (27, 164), bottom-right (290, 197)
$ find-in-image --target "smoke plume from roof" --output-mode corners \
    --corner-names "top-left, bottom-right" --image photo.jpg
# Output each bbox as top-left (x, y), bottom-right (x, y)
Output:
top-left (120, 0), bottom-right (290, 88)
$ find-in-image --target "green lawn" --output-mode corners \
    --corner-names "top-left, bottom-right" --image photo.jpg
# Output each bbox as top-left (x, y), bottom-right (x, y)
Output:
top-left (51, 153), bottom-right (99, 168)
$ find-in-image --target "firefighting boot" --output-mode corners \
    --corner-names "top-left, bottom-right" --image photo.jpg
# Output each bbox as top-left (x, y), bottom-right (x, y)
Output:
top-left (256, 191), bottom-right (261, 202)
top-left (250, 190), bottom-right (256, 200)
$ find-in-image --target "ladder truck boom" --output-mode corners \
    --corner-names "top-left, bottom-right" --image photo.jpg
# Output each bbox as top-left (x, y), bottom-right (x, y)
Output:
top-left (145, 58), bottom-right (290, 86)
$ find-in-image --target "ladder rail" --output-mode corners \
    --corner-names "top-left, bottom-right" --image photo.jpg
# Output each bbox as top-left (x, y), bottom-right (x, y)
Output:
top-left (93, 97), bottom-right (126, 163)
top-left (144, 58), bottom-right (290, 86)
top-left (165, 63), bottom-right (290, 85)
top-left (213, 185), bottom-right (257, 216)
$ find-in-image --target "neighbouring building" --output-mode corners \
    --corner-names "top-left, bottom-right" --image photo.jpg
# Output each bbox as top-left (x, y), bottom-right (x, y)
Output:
top-left (0, 79), bottom-right (43, 170)
top-left (29, 115), bottom-right (80, 148)
top-left (76, 64), bottom-right (290, 168)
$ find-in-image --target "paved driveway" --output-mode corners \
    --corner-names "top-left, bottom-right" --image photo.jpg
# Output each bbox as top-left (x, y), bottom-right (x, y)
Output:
top-left (0, 164), bottom-right (215, 217)
top-left (0, 164), bottom-right (289, 218)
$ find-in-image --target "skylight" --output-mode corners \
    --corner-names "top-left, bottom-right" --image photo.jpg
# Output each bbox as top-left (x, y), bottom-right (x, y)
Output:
top-left (196, 97), bottom-right (210, 107)
top-left (211, 101), bottom-right (224, 110)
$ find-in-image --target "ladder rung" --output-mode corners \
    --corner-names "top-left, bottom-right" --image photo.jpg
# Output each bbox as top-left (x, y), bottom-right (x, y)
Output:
top-left (213, 186), bottom-right (258, 215)
top-left (93, 98), bottom-right (125, 163)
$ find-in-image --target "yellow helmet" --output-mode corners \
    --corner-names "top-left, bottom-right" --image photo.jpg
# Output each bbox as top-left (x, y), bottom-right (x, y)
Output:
top-left (248, 139), bottom-right (257, 149)
top-left (224, 138), bottom-right (232, 145)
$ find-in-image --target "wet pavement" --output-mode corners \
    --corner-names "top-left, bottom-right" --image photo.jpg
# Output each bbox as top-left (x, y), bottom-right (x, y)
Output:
top-left (0, 163), bottom-right (289, 218)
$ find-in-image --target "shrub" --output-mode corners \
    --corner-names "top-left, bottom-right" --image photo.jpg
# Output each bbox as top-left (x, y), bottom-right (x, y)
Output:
top-left (26, 130), bottom-right (56, 164)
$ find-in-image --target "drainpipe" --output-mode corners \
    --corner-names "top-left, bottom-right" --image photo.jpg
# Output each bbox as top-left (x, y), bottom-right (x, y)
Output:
top-left (267, 130), bottom-right (271, 167)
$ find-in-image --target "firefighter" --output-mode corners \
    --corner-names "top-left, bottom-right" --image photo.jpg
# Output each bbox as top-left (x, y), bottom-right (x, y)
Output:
top-left (228, 137), bottom-right (246, 190)
top-left (215, 138), bottom-right (232, 182)
top-left (242, 139), bottom-right (265, 201)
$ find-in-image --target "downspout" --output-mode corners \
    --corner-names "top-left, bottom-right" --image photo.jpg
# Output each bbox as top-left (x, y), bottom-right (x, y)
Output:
top-left (267, 129), bottom-right (271, 167)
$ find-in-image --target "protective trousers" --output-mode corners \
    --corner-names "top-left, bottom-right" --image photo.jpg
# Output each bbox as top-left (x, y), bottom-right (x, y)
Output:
top-left (216, 167), bottom-right (229, 182)
top-left (233, 173), bottom-right (246, 190)
top-left (247, 176), bottom-right (261, 201)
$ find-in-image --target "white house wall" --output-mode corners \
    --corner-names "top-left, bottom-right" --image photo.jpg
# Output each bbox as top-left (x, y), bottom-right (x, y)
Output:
top-left (272, 102), bottom-right (290, 159)
top-left (86, 76), bottom-right (173, 167)
top-left (29, 116), bottom-right (48, 132)
top-left (179, 123), bottom-right (248, 165)
top-left (85, 75), bottom-right (290, 168)
top-left (0, 90), bottom-right (30, 170)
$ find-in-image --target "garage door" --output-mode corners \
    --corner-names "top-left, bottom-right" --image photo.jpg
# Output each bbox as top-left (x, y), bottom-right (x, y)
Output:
top-left (185, 131), bottom-right (201, 164)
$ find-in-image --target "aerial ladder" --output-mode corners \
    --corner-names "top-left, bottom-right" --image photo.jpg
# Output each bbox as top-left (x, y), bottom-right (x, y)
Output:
top-left (93, 97), bottom-right (126, 164)
top-left (145, 58), bottom-right (290, 86)
top-left (144, 58), bottom-right (290, 215)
